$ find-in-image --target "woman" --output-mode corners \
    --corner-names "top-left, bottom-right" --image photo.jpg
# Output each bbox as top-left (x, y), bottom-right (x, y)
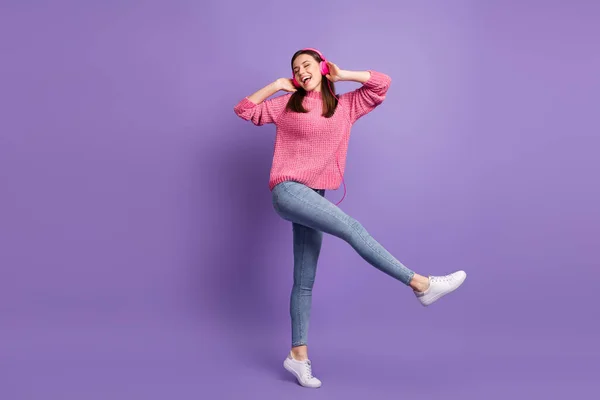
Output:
top-left (233, 48), bottom-right (466, 388)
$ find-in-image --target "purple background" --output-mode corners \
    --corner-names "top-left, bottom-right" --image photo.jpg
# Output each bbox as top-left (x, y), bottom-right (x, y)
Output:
top-left (1, 1), bottom-right (599, 398)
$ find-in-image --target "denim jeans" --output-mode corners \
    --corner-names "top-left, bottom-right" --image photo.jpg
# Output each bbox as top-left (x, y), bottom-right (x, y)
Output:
top-left (271, 180), bottom-right (415, 347)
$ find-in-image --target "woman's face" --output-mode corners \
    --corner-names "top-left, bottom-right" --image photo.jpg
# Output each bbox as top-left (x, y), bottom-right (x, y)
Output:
top-left (292, 53), bottom-right (322, 92)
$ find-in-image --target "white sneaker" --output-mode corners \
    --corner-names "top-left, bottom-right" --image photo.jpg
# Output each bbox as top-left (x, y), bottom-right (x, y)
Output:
top-left (414, 270), bottom-right (467, 306)
top-left (283, 352), bottom-right (322, 388)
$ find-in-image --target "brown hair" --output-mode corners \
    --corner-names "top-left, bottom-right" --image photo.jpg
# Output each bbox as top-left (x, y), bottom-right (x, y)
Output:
top-left (286, 49), bottom-right (338, 118)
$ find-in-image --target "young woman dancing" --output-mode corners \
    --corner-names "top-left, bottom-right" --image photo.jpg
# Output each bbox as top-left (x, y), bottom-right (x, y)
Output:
top-left (233, 48), bottom-right (466, 388)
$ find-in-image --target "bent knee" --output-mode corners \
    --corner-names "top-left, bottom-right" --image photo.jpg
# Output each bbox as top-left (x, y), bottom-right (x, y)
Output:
top-left (342, 216), bottom-right (370, 241)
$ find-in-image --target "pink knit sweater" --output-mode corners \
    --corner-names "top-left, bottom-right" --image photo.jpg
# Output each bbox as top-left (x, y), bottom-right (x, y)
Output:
top-left (233, 70), bottom-right (391, 191)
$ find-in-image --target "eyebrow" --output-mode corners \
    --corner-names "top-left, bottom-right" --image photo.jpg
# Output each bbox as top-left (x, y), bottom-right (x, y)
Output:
top-left (293, 61), bottom-right (311, 71)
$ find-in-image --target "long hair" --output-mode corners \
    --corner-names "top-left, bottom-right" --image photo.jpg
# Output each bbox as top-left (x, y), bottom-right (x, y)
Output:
top-left (286, 49), bottom-right (338, 118)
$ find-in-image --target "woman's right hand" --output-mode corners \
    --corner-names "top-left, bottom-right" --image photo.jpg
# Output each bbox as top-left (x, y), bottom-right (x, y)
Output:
top-left (275, 78), bottom-right (297, 93)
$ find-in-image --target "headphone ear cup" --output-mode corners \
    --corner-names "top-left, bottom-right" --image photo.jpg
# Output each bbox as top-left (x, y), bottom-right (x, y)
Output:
top-left (292, 76), bottom-right (300, 87)
top-left (320, 61), bottom-right (329, 75)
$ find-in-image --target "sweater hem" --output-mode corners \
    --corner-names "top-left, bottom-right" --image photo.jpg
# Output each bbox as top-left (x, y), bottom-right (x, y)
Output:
top-left (269, 174), bottom-right (342, 191)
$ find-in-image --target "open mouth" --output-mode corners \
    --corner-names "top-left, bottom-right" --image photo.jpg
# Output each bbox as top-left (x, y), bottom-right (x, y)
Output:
top-left (301, 75), bottom-right (312, 85)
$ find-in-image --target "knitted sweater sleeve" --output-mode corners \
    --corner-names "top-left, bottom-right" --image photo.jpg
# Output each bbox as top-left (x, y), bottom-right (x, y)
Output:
top-left (233, 95), bottom-right (289, 126)
top-left (340, 70), bottom-right (392, 123)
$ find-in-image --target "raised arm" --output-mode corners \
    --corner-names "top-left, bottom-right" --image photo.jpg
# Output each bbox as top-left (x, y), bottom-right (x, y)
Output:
top-left (233, 78), bottom-right (296, 126)
top-left (325, 62), bottom-right (392, 123)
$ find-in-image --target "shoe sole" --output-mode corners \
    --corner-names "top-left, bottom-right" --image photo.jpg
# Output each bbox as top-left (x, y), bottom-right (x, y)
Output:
top-left (283, 359), bottom-right (322, 388)
top-left (421, 273), bottom-right (467, 306)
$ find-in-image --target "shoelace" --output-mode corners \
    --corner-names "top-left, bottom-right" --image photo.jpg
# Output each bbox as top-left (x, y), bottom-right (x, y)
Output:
top-left (303, 361), bottom-right (314, 379)
top-left (430, 274), bottom-right (453, 284)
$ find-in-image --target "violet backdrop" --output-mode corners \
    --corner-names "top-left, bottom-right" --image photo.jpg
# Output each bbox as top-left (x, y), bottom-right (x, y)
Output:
top-left (1, 0), bottom-right (598, 399)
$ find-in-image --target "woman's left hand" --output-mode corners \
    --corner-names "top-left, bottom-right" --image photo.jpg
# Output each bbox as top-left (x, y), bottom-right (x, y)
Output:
top-left (325, 61), bottom-right (344, 82)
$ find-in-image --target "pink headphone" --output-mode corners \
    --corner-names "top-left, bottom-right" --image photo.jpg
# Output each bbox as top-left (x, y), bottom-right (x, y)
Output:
top-left (291, 48), bottom-right (346, 205)
top-left (292, 48), bottom-right (330, 88)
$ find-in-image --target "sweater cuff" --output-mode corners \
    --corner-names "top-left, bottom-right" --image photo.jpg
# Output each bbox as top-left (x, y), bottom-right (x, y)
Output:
top-left (239, 97), bottom-right (258, 107)
top-left (233, 97), bottom-right (257, 114)
top-left (363, 70), bottom-right (391, 89)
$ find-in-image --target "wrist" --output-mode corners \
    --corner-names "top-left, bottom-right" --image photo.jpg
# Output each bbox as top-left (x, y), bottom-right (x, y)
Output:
top-left (337, 70), bottom-right (350, 81)
top-left (273, 79), bottom-right (284, 91)
top-left (340, 70), bottom-right (370, 84)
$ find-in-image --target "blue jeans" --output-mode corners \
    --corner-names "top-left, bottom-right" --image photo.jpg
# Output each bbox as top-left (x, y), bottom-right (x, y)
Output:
top-left (271, 180), bottom-right (415, 347)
